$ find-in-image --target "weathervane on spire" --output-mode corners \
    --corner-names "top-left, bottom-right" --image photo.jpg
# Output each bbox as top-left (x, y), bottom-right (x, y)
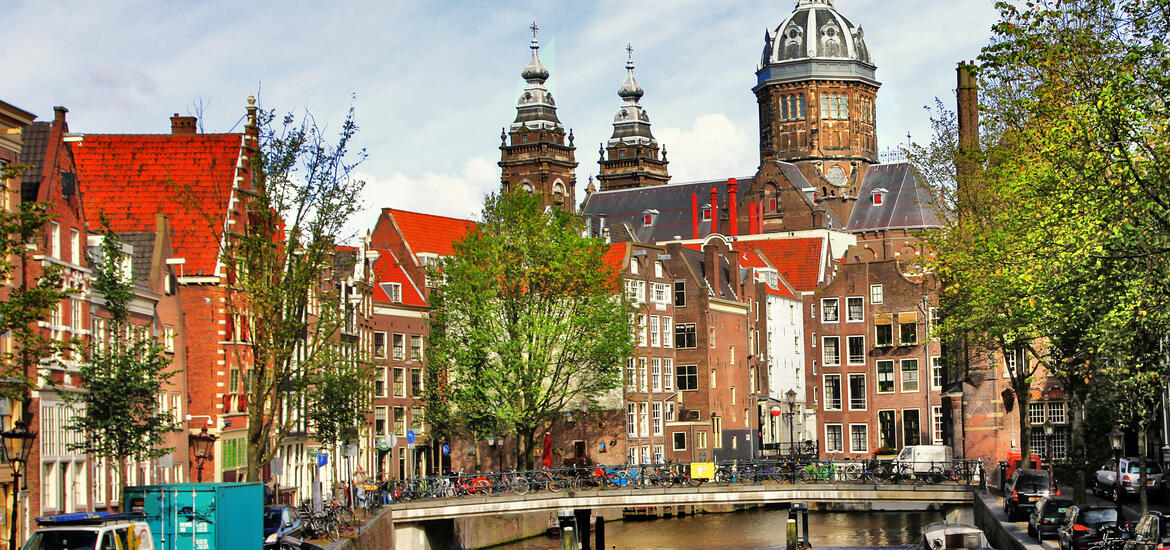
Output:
top-left (626, 43), bottom-right (634, 63)
top-left (530, 21), bottom-right (539, 39)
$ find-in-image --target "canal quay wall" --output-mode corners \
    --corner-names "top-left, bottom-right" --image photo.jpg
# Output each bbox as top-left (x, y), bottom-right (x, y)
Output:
top-left (973, 491), bottom-right (1045, 550)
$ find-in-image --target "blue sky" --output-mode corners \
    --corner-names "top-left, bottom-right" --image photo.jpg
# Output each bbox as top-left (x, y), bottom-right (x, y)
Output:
top-left (3, 0), bottom-right (999, 238)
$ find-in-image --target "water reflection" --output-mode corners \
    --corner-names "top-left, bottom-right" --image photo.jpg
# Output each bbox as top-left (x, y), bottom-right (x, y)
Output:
top-left (491, 509), bottom-right (944, 550)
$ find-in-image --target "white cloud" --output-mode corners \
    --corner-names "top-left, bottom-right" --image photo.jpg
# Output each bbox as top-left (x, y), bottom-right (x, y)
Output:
top-left (343, 156), bottom-right (497, 242)
top-left (655, 114), bottom-right (755, 183)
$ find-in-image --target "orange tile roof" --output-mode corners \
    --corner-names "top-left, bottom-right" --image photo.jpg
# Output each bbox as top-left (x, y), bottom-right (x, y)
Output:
top-left (601, 243), bottom-right (629, 273)
top-left (739, 250), bottom-right (768, 269)
top-left (747, 237), bottom-right (824, 292)
top-left (72, 133), bottom-right (244, 276)
top-left (388, 209), bottom-right (476, 259)
top-left (765, 284), bottom-right (797, 300)
top-left (371, 248), bottom-right (426, 307)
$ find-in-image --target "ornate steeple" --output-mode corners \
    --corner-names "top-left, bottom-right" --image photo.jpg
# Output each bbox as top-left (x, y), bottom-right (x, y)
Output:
top-left (499, 22), bottom-right (578, 212)
top-left (596, 45), bottom-right (669, 191)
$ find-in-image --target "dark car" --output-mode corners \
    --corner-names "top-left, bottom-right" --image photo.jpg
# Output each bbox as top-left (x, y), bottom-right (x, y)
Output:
top-left (263, 505), bottom-right (302, 549)
top-left (1029, 496), bottom-right (1073, 539)
top-left (1059, 505), bottom-right (1120, 550)
top-left (1004, 468), bottom-right (1054, 521)
top-left (1125, 511), bottom-right (1170, 550)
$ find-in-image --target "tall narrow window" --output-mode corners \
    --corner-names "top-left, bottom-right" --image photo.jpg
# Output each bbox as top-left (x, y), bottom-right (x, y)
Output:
top-left (824, 375), bottom-right (842, 410)
top-left (848, 374), bottom-right (866, 410)
top-left (901, 359), bottom-right (919, 392)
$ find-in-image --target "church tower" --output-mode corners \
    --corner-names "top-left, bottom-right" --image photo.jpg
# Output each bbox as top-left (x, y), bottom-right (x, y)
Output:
top-left (499, 24), bottom-right (578, 213)
top-left (753, 0), bottom-right (879, 222)
top-left (595, 46), bottom-right (670, 191)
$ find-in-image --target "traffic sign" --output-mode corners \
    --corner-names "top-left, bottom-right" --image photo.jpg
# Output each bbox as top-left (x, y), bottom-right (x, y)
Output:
top-left (406, 430), bottom-right (416, 444)
top-left (376, 437), bottom-right (390, 451)
top-left (388, 434), bottom-right (398, 448)
top-left (441, 444), bottom-right (450, 455)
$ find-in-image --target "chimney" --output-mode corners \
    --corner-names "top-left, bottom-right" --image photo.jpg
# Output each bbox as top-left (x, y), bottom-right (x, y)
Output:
top-left (709, 187), bottom-right (718, 235)
top-left (956, 61), bottom-right (980, 211)
top-left (171, 113), bottom-right (197, 135)
top-left (727, 178), bottom-right (738, 237)
top-left (598, 214), bottom-right (607, 239)
top-left (53, 106), bottom-right (68, 124)
top-left (748, 204), bottom-right (757, 235)
top-left (691, 193), bottom-right (699, 239)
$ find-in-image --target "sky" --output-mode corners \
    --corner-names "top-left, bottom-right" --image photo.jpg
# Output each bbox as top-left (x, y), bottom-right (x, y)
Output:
top-left (2, 0), bottom-right (1000, 241)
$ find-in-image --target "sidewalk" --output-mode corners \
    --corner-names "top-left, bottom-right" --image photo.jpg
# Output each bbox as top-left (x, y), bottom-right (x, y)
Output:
top-left (989, 482), bottom-right (1170, 549)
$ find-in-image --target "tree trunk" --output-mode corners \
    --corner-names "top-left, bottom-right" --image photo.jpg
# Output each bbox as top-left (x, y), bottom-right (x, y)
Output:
top-left (1139, 429), bottom-right (1149, 514)
top-left (1018, 387), bottom-right (1033, 469)
top-left (1070, 394), bottom-right (1087, 503)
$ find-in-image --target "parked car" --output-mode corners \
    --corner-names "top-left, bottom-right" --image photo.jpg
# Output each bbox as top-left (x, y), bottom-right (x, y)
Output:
top-left (263, 506), bottom-right (302, 549)
top-left (1029, 496), bottom-right (1073, 539)
top-left (1058, 505), bottom-right (1120, 550)
top-left (1095, 458), bottom-right (1164, 500)
top-left (1125, 511), bottom-right (1170, 550)
top-left (896, 445), bottom-right (954, 475)
top-left (1004, 468), bottom-right (1054, 521)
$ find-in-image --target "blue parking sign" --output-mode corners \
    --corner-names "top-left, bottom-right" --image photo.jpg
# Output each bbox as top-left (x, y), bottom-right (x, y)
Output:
top-left (407, 430), bottom-right (416, 444)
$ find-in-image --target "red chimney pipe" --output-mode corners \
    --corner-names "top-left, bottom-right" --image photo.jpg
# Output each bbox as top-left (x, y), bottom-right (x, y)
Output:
top-left (691, 193), bottom-right (699, 239)
top-left (710, 187), bottom-right (718, 235)
top-left (727, 178), bottom-right (738, 237)
top-left (748, 205), bottom-right (757, 235)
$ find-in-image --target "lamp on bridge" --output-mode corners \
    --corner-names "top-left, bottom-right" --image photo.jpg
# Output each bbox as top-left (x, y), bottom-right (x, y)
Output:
top-left (784, 389), bottom-right (798, 459)
top-left (1, 420), bottom-right (36, 550)
top-left (1043, 420), bottom-right (1055, 493)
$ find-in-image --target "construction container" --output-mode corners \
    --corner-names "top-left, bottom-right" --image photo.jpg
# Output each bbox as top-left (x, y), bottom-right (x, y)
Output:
top-left (124, 482), bottom-right (263, 550)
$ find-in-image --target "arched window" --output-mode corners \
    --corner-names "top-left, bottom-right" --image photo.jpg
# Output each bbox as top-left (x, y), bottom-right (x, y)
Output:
top-left (520, 182), bottom-right (534, 193)
top-left (552, 180), bottom-right (566, 204)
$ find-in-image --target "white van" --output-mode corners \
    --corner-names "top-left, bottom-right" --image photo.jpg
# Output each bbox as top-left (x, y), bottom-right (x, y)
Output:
top-left (897, 445), bottom-right (954, 474)
top-left (23, 512), bottom-right (154, 550)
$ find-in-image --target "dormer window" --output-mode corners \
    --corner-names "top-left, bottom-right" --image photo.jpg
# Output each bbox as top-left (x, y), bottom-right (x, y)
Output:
top-left (629, 259), bottom-right (639, 275)
top-left (388, 283), bottom-right (402, 303)
top-left (642, 209), bottom-right (659, 227)
top-left (702, 206), bottom-right (712, 221)
top-left (872, 188), bottom-right (888, 206)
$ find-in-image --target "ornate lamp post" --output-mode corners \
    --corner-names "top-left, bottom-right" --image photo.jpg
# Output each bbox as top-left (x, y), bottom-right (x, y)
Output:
top-left (189, 427), bottom-right (218, 483)
top-left (1043, 420), bottom-right (1055, 493)
top-left (1, 420), bottom-right (37, 550)
top-left (1108, 427), bottom-right (1124, 503)
top-left (785, 389), bottom-right (798, 459)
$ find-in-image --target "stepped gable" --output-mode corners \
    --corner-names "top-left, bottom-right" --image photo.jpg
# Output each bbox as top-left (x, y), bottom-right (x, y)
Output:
top-left (371, 247), bottom-right (427, 307)
top-left (846, 162), bottom-right (941, 232)
top-left (746, 237), bottom-right (825, 292)
top-left (581, 177), bottom-right (752, 243)
top-left (72, 133), bottom-right (244, 276)
top-left (384, 208), bottom-right (477, 260)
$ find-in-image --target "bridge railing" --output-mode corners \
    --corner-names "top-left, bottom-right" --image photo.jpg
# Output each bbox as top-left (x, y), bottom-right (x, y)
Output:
top-left (379, 458), bottom-right (984, 505)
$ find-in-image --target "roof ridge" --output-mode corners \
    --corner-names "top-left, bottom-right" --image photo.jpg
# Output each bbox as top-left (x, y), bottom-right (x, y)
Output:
top-left (388, 207), bottom-right (475, 224)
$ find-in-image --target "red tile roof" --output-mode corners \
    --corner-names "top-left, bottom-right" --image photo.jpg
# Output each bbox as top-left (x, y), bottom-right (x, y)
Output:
top-left (601, 243), bottom-right (629, 273)
top-left (739, 250), bottom-right (768, 269)
top-left (72, 133), bottom-right (245, 276)
top-left (747, 237), bottom-right (824, 292)
top-left (387, 209), bottom-right (476, 260)
top-left (371, 247), bottom-right (427, 307)
top-left (765, 284), bottom-right (797, 300)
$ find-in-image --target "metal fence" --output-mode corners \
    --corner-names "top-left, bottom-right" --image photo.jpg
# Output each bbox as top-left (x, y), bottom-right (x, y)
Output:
top-left (376, 457), bottom-right (985, 505)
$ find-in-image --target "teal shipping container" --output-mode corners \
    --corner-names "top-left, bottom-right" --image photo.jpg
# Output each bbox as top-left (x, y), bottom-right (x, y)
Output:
top-left (123, 482), bottom-right (263, 550)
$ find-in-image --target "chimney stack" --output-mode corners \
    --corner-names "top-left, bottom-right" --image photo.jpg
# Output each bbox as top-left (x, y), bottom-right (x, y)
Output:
top-left (727, 178), bottom-right (738, 237)
top-left (53, 106), bottom-right (68, 124)
top-left (709, 187), bottom-right (718, 235)
top-left (956, 61), bottom-right (980, 211)
top-left (171, 113), bottom-right (198, 135)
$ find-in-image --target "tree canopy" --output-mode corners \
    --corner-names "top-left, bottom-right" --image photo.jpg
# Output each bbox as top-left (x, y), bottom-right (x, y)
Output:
top-left (425, 192), bottom-right (632, 468)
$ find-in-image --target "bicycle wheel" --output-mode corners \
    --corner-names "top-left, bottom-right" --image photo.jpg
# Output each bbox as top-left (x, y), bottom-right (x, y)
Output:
top-left (511, 476), bottom-right (530, 495)
top-left (339, 507), bottom-right (356, 526)
top-left (798, 468), bottom-right (816, 483)
top-left (325, 519), bottom-right (340, 542)
top-left (546, 476), bottom-right (565, 493)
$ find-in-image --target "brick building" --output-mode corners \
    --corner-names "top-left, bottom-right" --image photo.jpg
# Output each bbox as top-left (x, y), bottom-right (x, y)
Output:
top-left (72, 103), bottom-right (259, 483)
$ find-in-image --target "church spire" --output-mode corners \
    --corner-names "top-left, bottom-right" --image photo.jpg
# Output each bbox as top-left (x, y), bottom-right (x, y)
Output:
top-left (500, 22), bottom-right (577, 213)
top-left (596, 44), bottom-right (669, 191)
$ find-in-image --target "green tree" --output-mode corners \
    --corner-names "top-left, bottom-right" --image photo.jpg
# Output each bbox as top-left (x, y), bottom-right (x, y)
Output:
top-left (224, 101), bottom-right (368, 482)
top-left (425, 192), bottom-right (632, 468)
top-left (0, 164), bottom-right (72, 403)
top-left (306, 344), bottom-right (374, 448)
top-left (64, 221), bottom-right (180, 488)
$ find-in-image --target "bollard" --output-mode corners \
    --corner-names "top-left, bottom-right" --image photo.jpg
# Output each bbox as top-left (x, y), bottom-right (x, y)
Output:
top-left (575, 509), bottom-right (592, 550)
top-left (595, 516), bottom-right (606, 549)
top-left (786, 518), bottom-right (797, 550)
top-left (562, 526), bottom-right (578, 550)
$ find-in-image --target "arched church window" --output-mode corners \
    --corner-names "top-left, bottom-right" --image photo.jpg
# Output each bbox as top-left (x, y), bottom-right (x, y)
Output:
top-left (521, 182), bottom-right (534, 193)
top-left (552, 180), bottom-right (566, 204)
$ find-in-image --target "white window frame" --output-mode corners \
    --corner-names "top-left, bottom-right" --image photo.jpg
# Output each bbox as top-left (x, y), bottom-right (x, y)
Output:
top-left (846, 296), bottom-right (864, 322)
top-left (849, 423), bottom-right (869, 453)
top-left (822, 336), bottom-right (840, 366)
top-left (823, 374), bottom-right (842, 411)
top-left (930, 356), bottom-right (943, 390)
top-left (651, 358), bottom-right (662, 392)
top-left (825, 423), bottom-right (844, 453)
top-left (662, 358), bottom-right (673, 392)
top-left (662, 316), bottom-right (672, 348)
top-left (870, 284), bottom-right (884, 304)
top-left (846, 335), bottom-right (865, 365)
top-left (649, 315), bottom-right (660, 348)
top-left (932, 406), bottom-right (944, 444)
top-left (848, 373), bottom-right (867, 411)
top-left (876, 360), bottom-right (895, 394)
top-left (900, 359), bottom-right (919, 393)
top-left (821, 298), bottom-right (840, 323)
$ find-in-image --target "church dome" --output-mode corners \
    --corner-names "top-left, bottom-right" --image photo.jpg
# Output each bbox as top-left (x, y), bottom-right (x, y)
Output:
top-left (756, 0), bottom-right (877, 88)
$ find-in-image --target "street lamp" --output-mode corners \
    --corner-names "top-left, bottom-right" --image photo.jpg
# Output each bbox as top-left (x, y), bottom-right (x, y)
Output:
top-left (785, 389), bottom-right (798, 459)
top-left (1, 420), bottom-right (36, 550)
top-left (1108, 427), bottom-right (1124, 503)
top-left (189, 427), bottom-right (218, 483)
top-left (1043, 420), bottom-right (1055, 493)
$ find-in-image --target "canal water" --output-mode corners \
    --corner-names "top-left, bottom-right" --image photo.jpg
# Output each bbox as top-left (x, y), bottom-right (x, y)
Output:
top-left (492, 508), bottom-right (944, 550)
